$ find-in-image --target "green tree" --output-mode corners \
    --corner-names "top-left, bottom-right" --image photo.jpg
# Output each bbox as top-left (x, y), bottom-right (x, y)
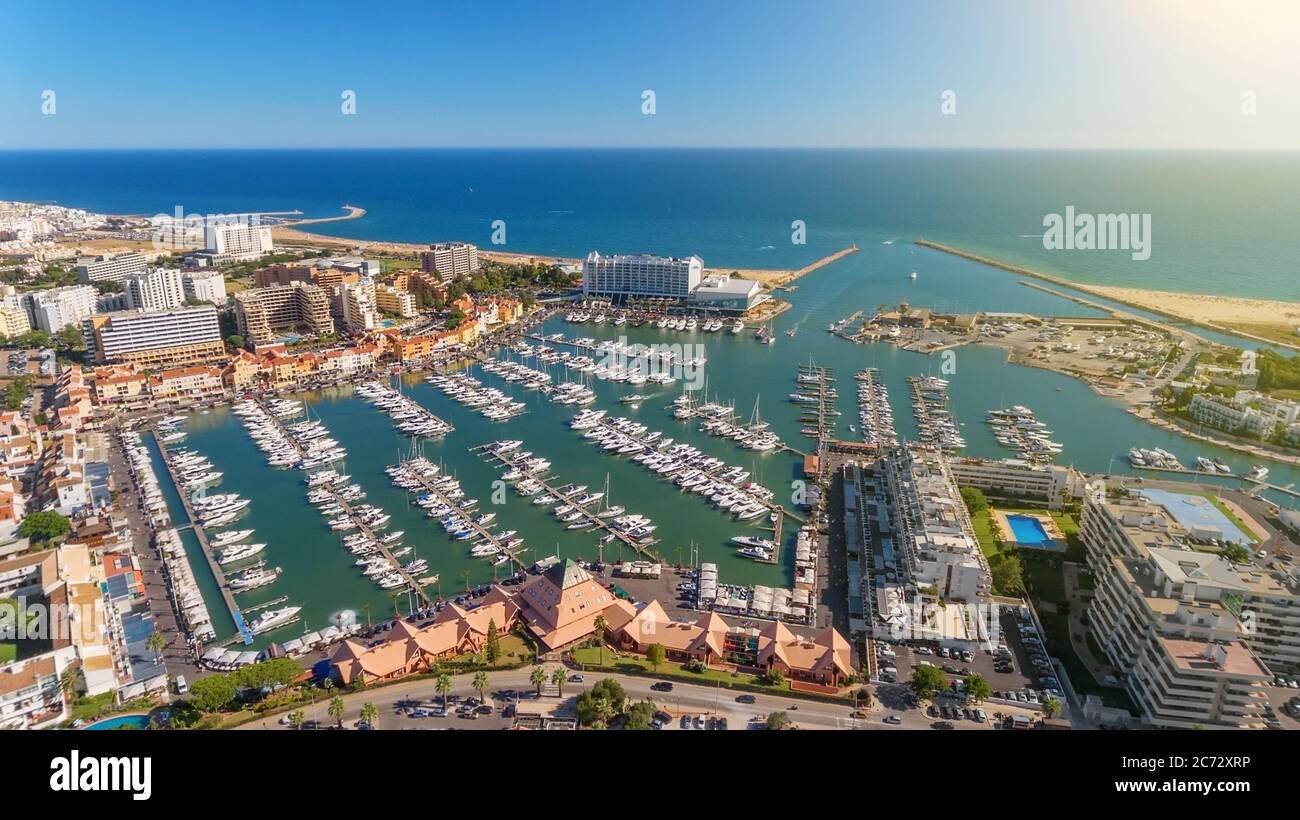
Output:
top-left (472, 670), bottom-right (489, 704)
top-left (991, 553), bottom-right (1026, 597)
top-left (18, 510), bottom-right (71, 545)
top-left (765, 711), bottom-right (793, 730)
top-left (484, 619), bottom-right (501, 664)
top-left (55, 325), bottom-right (85, 351)
top-left (530, 666), bottom-right (547, 696)
top-left (761, 666), bottom-right (785, 687)
top-left (328, 695), bottom-right (345, 728)
top-left (435, 673), bottom-right (453, 707)
top-left (550, 668), bottom-right (566, 698)
top-left (1222, 543), bottom-right (1251, 564)
top-left (959, 486), bottom-right (989, 515)
top-left (646, 642), bottom-right (666, 672)
top-left (146, 631), bottom-right (165, 661)
top-left (910, 664), bottom-right (948, 699)
top-left (288, 709), bottom-right (306, 730)
top-left (593, 614), bottom-right (608, 664)
top-left (359, 702), bottom-right (378, 727)
top-left (964, 673), bottom-right (993, 703)
top-left (189, 675), bottom-right (236, 713)
top-left (1043, 696), bottom-right (1063, 719)
top-left (625, 699), bottom-right (656, 730)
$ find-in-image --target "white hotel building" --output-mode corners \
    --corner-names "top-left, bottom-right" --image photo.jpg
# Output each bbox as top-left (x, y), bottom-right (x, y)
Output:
top-left (203, 221), bottom-right (273, 262)
top-left (1082, 494), bottom-right (1297, 728)
top-left (582, 252), bottom-right (703, 300)
top-left (124, 268), bottom-right (186, 313)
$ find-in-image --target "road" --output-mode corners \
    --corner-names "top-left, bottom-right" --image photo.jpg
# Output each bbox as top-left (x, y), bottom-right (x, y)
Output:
top-left (237, 667), bottom-right (997, 731)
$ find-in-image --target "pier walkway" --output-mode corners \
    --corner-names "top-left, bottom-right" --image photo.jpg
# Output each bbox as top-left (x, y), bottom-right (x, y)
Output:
top-left (154, 437), bottom-right (253, 645)
top-left (473, 444), bottom-right (664, 562)
top-left (250, 397), bottom-right (432, 606)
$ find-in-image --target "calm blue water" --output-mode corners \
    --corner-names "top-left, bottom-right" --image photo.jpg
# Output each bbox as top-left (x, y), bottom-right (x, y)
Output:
top-left (1007, 515), bottom-right (1051, 545)
top-left (2, 149), bottom-right (1298, 300)
top-left (85, 714), bottom-right (151, 730)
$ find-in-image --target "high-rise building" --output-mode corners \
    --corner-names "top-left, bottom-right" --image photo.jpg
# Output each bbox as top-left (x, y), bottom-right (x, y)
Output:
top-left (75, 252), bottom-right (147, 284)
top-left (21, 285), bottom-right (98, 333)
top-left (1082, 493), bottom-right (1300, 721)
top-left (375, 284), bottom-right (417, 318)
top-left (83, 306), bottom-right (224, 370)
top-left (420, 242), bottom-right (479, 283)
top-left (0, 306), bottom-right (30, 338)
top-left (181, 269), bottom-right (228, 305)
top-left (234, 282), bottom-right (335, 344)
top-left (336, 280), bottom-right (377, 332)
top-left (203, 221), bottom-right (273, 262)
top-left (123, 267), bottom-right (186, 312)
top-left (581, 251), bottom-right (703, 300)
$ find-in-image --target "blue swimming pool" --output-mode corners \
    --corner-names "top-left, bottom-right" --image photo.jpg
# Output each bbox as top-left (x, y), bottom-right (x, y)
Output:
top-left (1007, 514), bottom-right (1052, 546)
top-left (85, 714), bottom-right (150, 730)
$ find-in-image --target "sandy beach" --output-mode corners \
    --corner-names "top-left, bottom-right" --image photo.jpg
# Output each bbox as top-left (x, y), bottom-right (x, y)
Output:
top-left (917, 240), bottom-right (1300, 351)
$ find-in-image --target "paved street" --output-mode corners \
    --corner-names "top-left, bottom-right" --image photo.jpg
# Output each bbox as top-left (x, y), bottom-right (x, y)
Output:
top-left (239, 667), bottom-right (1008, 731)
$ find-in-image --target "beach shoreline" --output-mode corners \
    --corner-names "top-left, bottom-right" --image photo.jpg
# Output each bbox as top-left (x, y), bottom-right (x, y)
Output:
top-left (915, 239), bottom-right (1300, 352)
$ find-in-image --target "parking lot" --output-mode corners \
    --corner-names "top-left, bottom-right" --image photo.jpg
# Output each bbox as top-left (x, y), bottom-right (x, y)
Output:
top-left (872, 605), bottom-right (1064, 713)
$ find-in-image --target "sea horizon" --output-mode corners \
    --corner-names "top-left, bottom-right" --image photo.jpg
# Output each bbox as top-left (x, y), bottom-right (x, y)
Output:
top-left (2, 147), bottom-right (1298, 301)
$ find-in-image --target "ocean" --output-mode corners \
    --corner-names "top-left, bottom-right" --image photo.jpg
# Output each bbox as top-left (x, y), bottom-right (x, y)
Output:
top-left (2, 148), bottom-right (1298, 301)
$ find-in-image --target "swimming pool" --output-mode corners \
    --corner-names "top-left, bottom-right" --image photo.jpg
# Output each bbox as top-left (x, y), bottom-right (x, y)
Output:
top-left (1007, 514), bottom-right (1052, 546)
top-left (85, 714), bottom-right (151, 730)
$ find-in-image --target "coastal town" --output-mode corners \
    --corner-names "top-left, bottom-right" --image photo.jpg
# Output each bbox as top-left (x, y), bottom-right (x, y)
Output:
top-left (0, 197), bottom-right (1297, 740)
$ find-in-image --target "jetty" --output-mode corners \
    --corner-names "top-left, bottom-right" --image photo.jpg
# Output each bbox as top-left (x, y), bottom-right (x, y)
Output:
top-left (154, 437), bottom-right (253, 645)
top-left (472, 444), bottom-right (664, 561)
top-left (250, 397), bottom-right (432, 605)
top-left (393, 455), bottom-right (527, 574)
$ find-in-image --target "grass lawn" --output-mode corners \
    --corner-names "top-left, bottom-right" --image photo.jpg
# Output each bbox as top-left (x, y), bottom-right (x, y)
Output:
top-left (68, 692), bottom-right (116, 723)
top-left (380, 258), bottom-right (420, 273)
top-left (439, 633), bottom-right (533, 671)
top-left (970, 508), bottom-right (1003, 561)
top-left (224, 277), bottom-right (250, 293)
top-left (570, 646), bottom-right (793, 694)
top-left (1204, 494), bottom-right (1261, 543)
top-left (0, 642), bottom-right (15, 664)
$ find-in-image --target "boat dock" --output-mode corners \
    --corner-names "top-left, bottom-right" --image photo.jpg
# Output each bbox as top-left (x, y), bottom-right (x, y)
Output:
top-left (573, 418), bottom-right (801, 563)
top-left (472, 444), bottom-right (664, 562)
top-left (792, 362), bottom-right (837, 444)
top-left (393, 457), bottom-right (528, 575)
top-left (154, 438), bottom-right (253, 645)
top-left (250, 397), bottom-right (432, 606)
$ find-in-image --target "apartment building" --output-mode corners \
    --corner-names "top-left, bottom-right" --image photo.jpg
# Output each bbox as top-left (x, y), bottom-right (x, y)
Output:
top-left (582, 251), bottom-right (703, 300)
top-left (75, 251), bottom-right (147, 284)
top-left (233, 282), bottom-right (334, 344)
top-left (336, 280), bottom-right (377, 332)
top-left (21, 285), bottom-right (98, 333)
top-left (886, 445), bottom-right (991, 603)
top-left (1082, 494), bottom-right (1295, 727)
top-left (947, 457), bottom-right (1082, 510)
top-left (1188, 393), bottom-right (1275, 438)
top-left (0, 306), bottom-right (30, 338)
top-left (181, 269), bottom-right (227, 305)
top-left (83, 306), bottom-right (224, 370)
top-left (203, 220), bottom-right (273, 262)
top-left (375, 284), bottom-right (416, 318)
top-left (124, 267), bottom-right (186, 312)
top-left (149, 366), bottom-right (225, 402)
top-left (420, 242), bottom-right (479, 283)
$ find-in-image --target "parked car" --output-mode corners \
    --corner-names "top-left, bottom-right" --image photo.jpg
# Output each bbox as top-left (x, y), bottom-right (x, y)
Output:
top-left (883, 715), bottom-right (902, 725)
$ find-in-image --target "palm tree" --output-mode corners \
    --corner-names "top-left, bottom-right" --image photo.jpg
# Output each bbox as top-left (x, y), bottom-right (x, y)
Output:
top-left (472, 671), bottom-right (489, 705)
top-left (146, 631), bottom-right (165, 661)
top-left (328, 695), bottom-right (345, 728)
top-left (551, 668), bottom-right (566, 698)
top-left (435, 673), bottom-right (453, 708)
top-left (288, 710), bottom-right (305, 730)
top-left (1043, 696), bottom-right (1063, 719)
top-left (58, 667), bottom-right (80, 700)
top-left (530, 666), bottom-right (547, 696)
top-left (593, 614), bottom-right (608, 665)
top-left (359, 702), bottom-right (378, 728)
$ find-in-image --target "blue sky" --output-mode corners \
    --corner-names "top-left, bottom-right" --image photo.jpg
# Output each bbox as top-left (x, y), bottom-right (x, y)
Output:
top-left (1, 0), bottom-right (1296, 149)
